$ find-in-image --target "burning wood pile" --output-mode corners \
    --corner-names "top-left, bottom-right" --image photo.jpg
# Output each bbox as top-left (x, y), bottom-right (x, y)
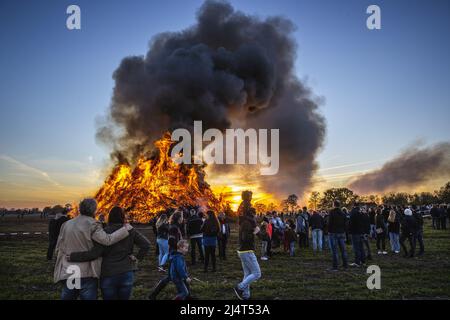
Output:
top-left (94, 133), bottom-right (228, 223)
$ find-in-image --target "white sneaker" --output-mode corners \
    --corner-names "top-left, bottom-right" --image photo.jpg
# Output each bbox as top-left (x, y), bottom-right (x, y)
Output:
top-left (377, 251), bottom-right (382, 255)
top-left (394, 251), bottom-right (400, 254)
top-left (382, 251), bottom-right (388, 255)
top-left (261, 256), bottom-right (268, 261)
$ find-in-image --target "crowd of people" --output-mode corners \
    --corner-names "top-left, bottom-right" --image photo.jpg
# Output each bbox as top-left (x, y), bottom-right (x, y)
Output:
top-left (47, 194), bottom-right (450, 300)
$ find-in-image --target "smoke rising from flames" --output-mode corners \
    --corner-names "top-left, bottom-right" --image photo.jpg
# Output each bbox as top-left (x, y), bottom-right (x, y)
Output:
top-left (348, 142), bottom-right (450, 194)
top-left (96, 0), bottom-right (326, 198)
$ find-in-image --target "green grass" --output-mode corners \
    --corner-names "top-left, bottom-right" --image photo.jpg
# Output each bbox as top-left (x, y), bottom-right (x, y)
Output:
top-left (0, 216), bottom-right (449, 299)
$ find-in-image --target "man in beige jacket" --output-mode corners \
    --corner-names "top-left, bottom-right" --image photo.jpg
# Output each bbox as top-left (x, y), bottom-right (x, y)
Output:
top-left (54, 198), bottom-right (132, 300)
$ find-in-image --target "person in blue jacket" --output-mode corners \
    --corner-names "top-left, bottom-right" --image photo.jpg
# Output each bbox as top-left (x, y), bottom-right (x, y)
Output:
top-left (169, 239), bottom-right (191, 300)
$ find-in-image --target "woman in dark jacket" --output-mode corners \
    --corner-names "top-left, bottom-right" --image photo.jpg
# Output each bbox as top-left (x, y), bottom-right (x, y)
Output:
top-left (375, 209), bottom-right (387, 254)
top-left (387, 209), bottom-right (400, 253)
top-left (217, 212), bottom-right (230, 260)
top-left (69, 206), bottom-right (150, 300)
top-left (201, 210), bottom-right (220, 272)
top-left (168, 210), bottom-right (183, 252)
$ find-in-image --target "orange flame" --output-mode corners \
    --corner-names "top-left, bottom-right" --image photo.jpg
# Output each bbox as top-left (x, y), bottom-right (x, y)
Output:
top-left (94, 133), bottom-right (229, 223)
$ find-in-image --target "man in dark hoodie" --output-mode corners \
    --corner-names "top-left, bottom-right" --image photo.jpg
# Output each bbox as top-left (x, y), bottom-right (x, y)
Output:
top-left (349, 204), bottom-right (366, 267)
top-left (47, 207), bottom-right (70, 260)
top-left (430, 204), bottom-right (440, 229)
top-left (186, 209), bottom-right (204, 265)
top-left (360, 207), bottom-right (372, 260)
top-left (328, 200), bottom-right (348, 271)
top-left (412, 205), bottom-right (424, 256)
top-left (400, 208), bottom-right (418, 258)
top-left (234, 207), bottom-right (261, 300)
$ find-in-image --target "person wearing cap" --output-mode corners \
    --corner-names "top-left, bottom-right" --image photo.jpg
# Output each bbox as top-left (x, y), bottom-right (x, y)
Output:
top-left (399, 208), bottom-right (418, 258)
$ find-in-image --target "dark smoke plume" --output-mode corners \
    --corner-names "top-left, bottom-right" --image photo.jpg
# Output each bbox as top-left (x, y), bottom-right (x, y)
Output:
top-left (348, 143), bottom-right (450, 194)
top-left (97, 0), bottom-right (326, 196)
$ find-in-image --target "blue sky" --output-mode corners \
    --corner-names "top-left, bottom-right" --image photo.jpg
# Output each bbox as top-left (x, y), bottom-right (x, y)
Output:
top-left (1, 0), bottom-right (449, 207)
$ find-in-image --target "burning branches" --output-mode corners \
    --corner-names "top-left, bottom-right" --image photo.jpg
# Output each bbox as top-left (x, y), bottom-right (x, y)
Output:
top-left (94, 134), bottom-right (227, 222)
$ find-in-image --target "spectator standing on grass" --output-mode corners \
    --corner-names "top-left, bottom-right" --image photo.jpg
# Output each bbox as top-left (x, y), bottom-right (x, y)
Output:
top-left (342, 207), bottom-right (351, 245)
top-left (310, 210), bottom-right (324, 252)
top-left (412, 206), bottom-right (424, 256)
top-left (168, 211), bottom-right (184, 252)
top-left (375, 208), bottom-right (388, 255)
top-left (361, 207), bottom-right (372, 260)
top-left (259, 220), bottom-right (270, 260)
top-left (349, 204), bottom-right (366, 267)
top-left (68, 206), bottom-right (150, 300)
top-left (440, 204), bottom-right (447, 230)
top-left (201, 210), bottom-right (220, 272)
top-left (431, 204), bottom-right (440, 230)
top-left (322, 210), bottom-right (330, 250)
top-left (54, 198), bottom-right (132, 300)
top-left (186, 209), bottom-right (204, 265)
top-left (387, 209), bottom-right (401, 254)
top-left (234, 207), bottom-right (261, 300)
top-left (284, 220), bottom-right (297, 256)
top-left (156, 213), bottom-right (170, 271)
top-left (266, 215), bottom-right (273, 257)
top-left (328, 200), bottom-right (348, 271)
top-left (368, 207), bottom-right (377, 239)
top-left (296, 209), bottom-right (308, 248)
top-left (400, 208), bottom-right (417, 258)
top-left (218, 212), bottom-right (230, 260)
top-left (47, 207), bottom-right (70, 260)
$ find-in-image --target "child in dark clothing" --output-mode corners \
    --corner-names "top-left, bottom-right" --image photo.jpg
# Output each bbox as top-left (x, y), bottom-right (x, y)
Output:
top-left (169, 240), bottom-right (191, 300)
top-left (284, 220), bottom-right (298, 256)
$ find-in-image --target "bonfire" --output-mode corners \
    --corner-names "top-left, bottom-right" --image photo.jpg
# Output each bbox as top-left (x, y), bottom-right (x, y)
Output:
top-left (94, 133), bottom-right (229, 223)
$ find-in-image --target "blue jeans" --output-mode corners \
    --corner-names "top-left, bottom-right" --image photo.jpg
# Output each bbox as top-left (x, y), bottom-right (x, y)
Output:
top-left (173, 279), bottom-right (189, 300)
top-left (329, 233), bottom-right (348, 269)
top-left (61, 277), bottom-right (98, 300)
top-left (312, 229), bottom-right (323, 251)
top-left (237, 252), bottom-right (261, 299)
top-left (351, 234), bottom-right (365, 265)
top-left (157, 238), bottom-right (169, 267)
top-left (100, 271), bottom-right (134, 300)
top-left (389, 232), bottom-right (400, 252)
top-left (370, 224), bottom-right (376, 239)
top-left (289, 241), bottom-right (295, 256)
top-left (323, 234), bottom-right (329, 250)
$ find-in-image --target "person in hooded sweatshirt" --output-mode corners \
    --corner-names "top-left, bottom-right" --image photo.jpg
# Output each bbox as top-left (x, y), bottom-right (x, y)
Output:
top-left (400, 208), bottom-right (418, 258)
top-left (234, 207), bottom-right (261, 300)
top-left (47, 207), bottom-right (70, 260)
top-left (349, 204), bottom-right (366, 267)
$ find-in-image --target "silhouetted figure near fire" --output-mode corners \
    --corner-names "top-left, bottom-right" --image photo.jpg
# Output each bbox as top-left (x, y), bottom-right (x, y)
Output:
top-left (47, 207), bottom-right (69, 260)
top-left (201, 210), bottom-right (220, 272)
top-left (187, 209), bottom-right (204, 265)
top-left (217, 212), bottom-right (230, 260)
top-left (237, 191), bottom-right (253, 217)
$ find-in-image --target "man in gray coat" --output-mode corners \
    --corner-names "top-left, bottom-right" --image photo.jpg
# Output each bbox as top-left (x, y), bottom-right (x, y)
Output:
top-left (54, 198), bottom-right (132, 300)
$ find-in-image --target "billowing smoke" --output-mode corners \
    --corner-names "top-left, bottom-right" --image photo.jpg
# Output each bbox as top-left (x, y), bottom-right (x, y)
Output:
top-left (349, 143), bottom-right (450, 194)
top-left (97, 0), bottom-right (326, 197)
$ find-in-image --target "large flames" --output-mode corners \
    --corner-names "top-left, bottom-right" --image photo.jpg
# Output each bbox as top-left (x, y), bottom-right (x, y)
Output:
top-left (94, 133), bottom-right (229, 223)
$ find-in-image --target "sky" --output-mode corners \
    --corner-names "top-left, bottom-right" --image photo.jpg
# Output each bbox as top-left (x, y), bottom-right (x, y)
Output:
top-left (0, 0), bottom-right (449, 208)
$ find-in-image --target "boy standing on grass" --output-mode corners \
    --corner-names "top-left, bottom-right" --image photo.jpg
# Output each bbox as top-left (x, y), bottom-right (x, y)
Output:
top-left (169, 239), bottom-right (192, 300)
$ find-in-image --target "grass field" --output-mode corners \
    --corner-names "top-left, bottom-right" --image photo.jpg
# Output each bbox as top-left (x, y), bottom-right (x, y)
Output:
top-left (0, 215), bottom-right (449, 300)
